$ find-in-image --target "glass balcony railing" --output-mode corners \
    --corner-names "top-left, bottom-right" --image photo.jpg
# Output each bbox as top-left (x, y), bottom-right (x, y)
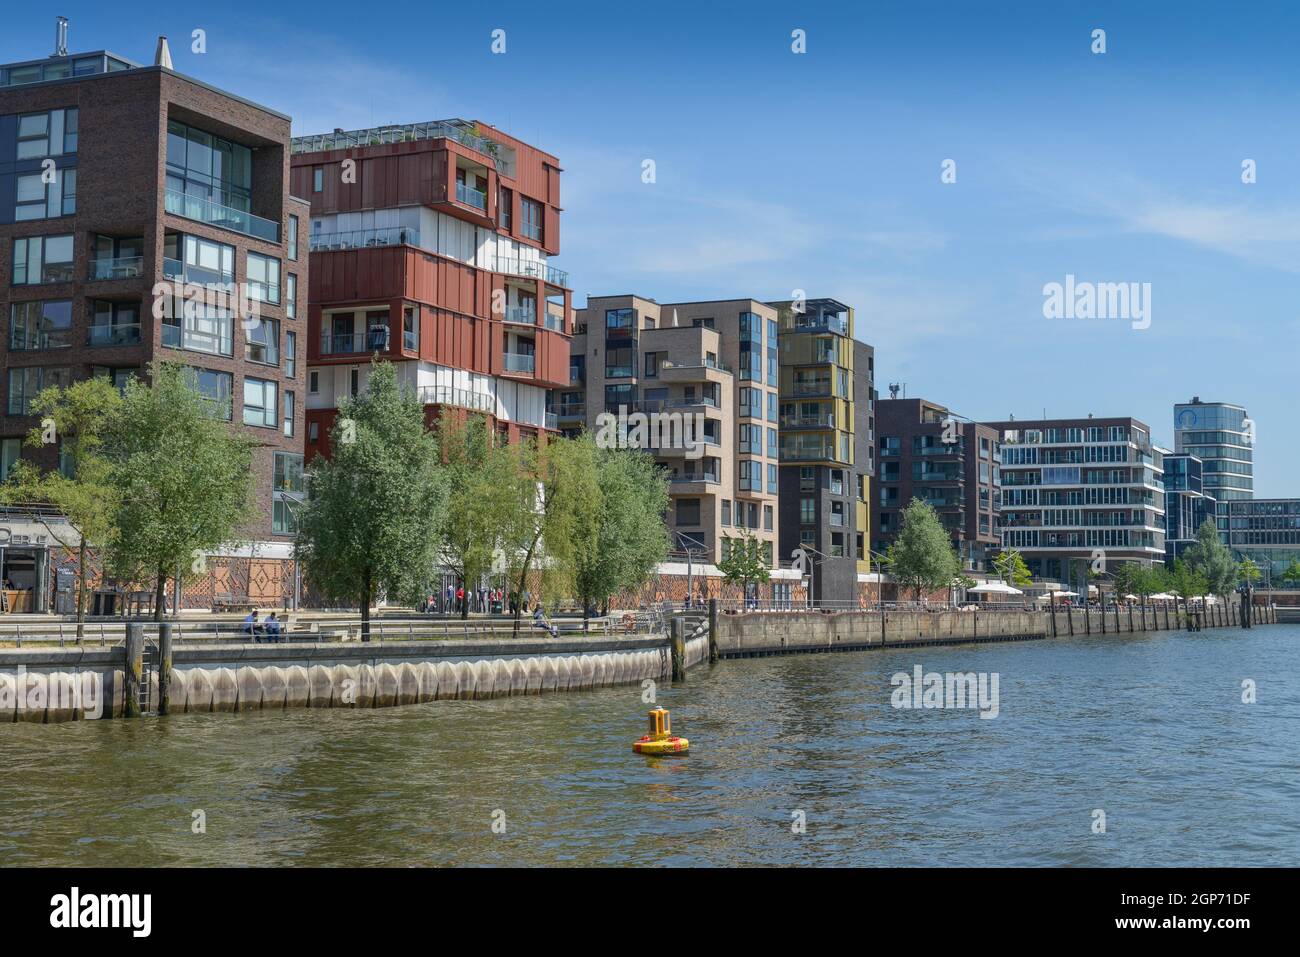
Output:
top-left (320, 333), bottom-right (368, 354)
top-left (416, 385), bottom-right (495, 414)
top-left (89, 257), bottom-right (144, 281)
top-left (309, 227), bottom-right (420, 251)
top-left (543, 312), bottom-right (565, 332)
top-left (545, 412), bottom-right (558, 430)
top-left (456, 182), bottom-right (488, 210)
top-left (87, 325), bottom-right (142, 347)
top-left (503, 353), bottom-right (535, 374)
top-left (558, 403), bottom-right (585, 418)
top-left (671, 472), bottom-right (720, 485)
top-left (492, 257), bottom-right (569, 288)
top-left (165, 189), bottom-right (280, 243)
top-left (504, 307), bottom-right (537, 325)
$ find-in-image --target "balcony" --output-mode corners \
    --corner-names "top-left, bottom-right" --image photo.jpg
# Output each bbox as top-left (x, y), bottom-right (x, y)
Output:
top-left (545, 412), bottom-right (558, 430)
top-left (320, 333), bottom-right (369, 355)
top-left (671, 472), bottom-right (720, 485)
top-left (165, 189), bottom-right (280, 243)
top-left (87, 324), bottom-right (142, 347)
top-left (493, 257), bottom-right (569, 288)
top-left (543, 312), bottom-right (565, 333)
top-left (504, 306), bottom-right (537, 326)
top-left (456, 182), bottom-right (487, 210)
top-left (503, 353), bottom-right (535, 374)
top-left (89, 256), bottom-right (144, 281)
top-left (309, 227), bottom-right (420, 251)
top-left (558, 402), bottom-right (585, 419)
top-left (416, 385), bottom-right (495, 415)
top-left (781, 313), bottom-right (848, 335)
top-left (781, 413), bottom-right (835, 429)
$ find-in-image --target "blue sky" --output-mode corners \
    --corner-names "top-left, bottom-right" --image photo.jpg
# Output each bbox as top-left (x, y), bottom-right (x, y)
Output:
top-left (6, 1), bottom-right (1296, 493)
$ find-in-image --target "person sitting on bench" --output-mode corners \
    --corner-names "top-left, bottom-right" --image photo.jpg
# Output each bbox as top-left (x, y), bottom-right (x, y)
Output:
top-left (532, 606), bottom-right (558, 638)
top-left (264, 612), bottom-right (282, 643)
top-left (243, 610), bottom-right (264, 642)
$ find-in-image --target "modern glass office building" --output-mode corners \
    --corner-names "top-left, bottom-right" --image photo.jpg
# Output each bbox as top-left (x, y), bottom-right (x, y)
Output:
top-left (1173, 398), bottom-right (1252, 501)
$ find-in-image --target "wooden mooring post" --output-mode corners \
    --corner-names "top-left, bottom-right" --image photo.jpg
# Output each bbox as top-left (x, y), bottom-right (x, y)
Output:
top-left (158, 622), bottom-right (175, 715)
top-left (124, 622), bottom-right (144, 718)
top-left (671, 617), bottom-right (685, 681)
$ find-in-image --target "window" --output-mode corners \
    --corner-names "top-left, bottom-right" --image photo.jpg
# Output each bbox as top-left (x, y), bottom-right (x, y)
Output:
top-left (161, 300), bottom-right (233, 356)
top-left (605, 308), bottom-right (634, 332)
top-left (188, 368), bottom-right (233, 420)
top-left (273, 452), bottom-right (305, 534)
top-left (88, 301), bottom-right (141, 346)
top-left (308, 421), bottom-right (319, 441)
top-left (800, 467), bottom-right (816, 491)
top-left (286, 274), bottom-right (297, 320)
top-left (92, 366), bottom-right (136, 392)
top-left (801, 497), bottom-right (816, 524)
top-left (764, 505), bottom-right (774, 531)
top-left (9, 300), bottom-right (72, 350)
top-left (15, 169), bottom-right (75, 220)
top-left (243, 377), bottom-right (277, 427)
top-left (499, 187), bottom-right (513, 230)
top-left (12, 234), bottom-right (74, 285)
top-left (605, 345), bottom-right (635, 379)
top-left (308, 370), bottom-right (319, 394)
top-left (403, 306), bottom-right (418, 351)
top-left (676, 498), bottom-right (701, 527)
top-left (830, 532), bottom-right (845, 558)
top-left (166, 120), bottom-right (252, 213)
top-left (16, 108), bottom-right (78, 158)
top-left (831, 501), bottom-right (845, 527)
top-left (8, 366), bottom-right (70, 415)
top-left (288, 215), bottom-right (299, 261)
top-left (283, 390), bottom-right (295, 437)
top-left (166, 234), bottom-right (235, 288)
top-left (521, 197), bottom-right (543, 242)
top-left (721, 500), bottom-right (732, 526)
top-left (768, 463), bottom-right (778, 493)
top-left (644, 352), bottom-right (659, 377)
top-left (246, 253), bottom-right (281, 304)
top-left (1, 438), bottom-right (22, 480)
top-left (245, 318), bottom-right (279, 365)
top-left (285, 332), bottom-right (297, 379)
top-left (312, 167), bottom-right (323, 192)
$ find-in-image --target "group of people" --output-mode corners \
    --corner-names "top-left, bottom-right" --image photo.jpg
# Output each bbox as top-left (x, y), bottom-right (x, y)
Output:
top-left (422, 585), bottom-right (541, 616)
top-left (242, 610), bottom-right (283, 642)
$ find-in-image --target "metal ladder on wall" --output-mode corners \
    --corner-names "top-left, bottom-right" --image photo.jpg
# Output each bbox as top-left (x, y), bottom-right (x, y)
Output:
top-left (139, 640), bottom-right (157, 714)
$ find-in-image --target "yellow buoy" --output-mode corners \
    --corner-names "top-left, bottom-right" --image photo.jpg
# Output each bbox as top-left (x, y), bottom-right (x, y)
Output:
top-left (633, 707), bottom-right (689, 755)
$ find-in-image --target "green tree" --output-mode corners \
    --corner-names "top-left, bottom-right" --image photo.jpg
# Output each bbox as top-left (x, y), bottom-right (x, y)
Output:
top-left (435, 413), bottom-right (518, 619)
top-left (1183, 518), bottom-right (1235, 600)
top-left (500, 435), bottom-right (598, 636)
top-left (717, 528), bottom-right (771, 602)
top-left (572, 441), bottom-right (670, 628)
top-left (884, 498), bottom-right (961, 602)
top-left (296, 362), bottom-right (445, 640)
top-left (103, 362), bottom-right (257, 623)
top-left (0, 377), bottom-right (123, 638)
top-left (1280, 558), bottom-right (1300, 588)
top-left (1166, 558), bottom-right (1208, 617)
top-left (992, 548), bottom-right (1033, 590)
top-left (1237, 559), bottom-right (1262, 588)
top-left (1111, 562), bottom-right (1143, 601)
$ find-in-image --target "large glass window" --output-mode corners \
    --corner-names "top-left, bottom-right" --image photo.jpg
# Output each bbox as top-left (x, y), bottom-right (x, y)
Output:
top-left (245, 317), bottom-right (279, 365)
top-left (9, 300), bottom-right (72, 350)
top-left (605, 345), bottom-right (635, 378)
top-left (165, 120), bottom-right (252, 213)
top-left (243, 377), bottom-right (278, 428)
top-left (164, 234), bottom-right (235, 287)
top-left (16, 108), bottom-right (78, 158)
top-left (246, 253), bottom-right (281, 304)
top-left (285, 331), bottom-right (297, 379)
top-left (273, 452), bottom-right (305, 534)
top-left (88, 301), bottom-right (141, 346)
top-left (7, 366), bottom-right (70, 415)
top-left (161, 299), bottom-right (233, 356)
top-left (283, 390), bottom-right (295, 438)
top-left (521, 197), bottom-right (543, 242)
top-left (12, 235), bottom-right (74, 284)
top-left (15, 169), bottom-right (75, 220)
top-left (187, 368), bottom-right (233, 420)
top-left (286, 274), bottom-right (297, 320)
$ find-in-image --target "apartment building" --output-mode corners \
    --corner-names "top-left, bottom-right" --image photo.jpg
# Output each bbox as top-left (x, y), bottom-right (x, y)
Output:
top-left (290, 119), bottom-right (569, 460)
top-left (1173, 397), bottom-right (1253, 502)
top-left (568, 296), bottom-right (780, 570)
top-left (767, 297), bottom-right (873, 601)
top-left (1218, 498), bottom-right (1300, 595)
top-left (981, 416), bottom-right (1165, 588)
top-left (1162, 451), bottom-right (1215, 562)
top-left (0, 22), bottom-right (307, 609)
top-left (874, 398), bottom-right (1001, 573)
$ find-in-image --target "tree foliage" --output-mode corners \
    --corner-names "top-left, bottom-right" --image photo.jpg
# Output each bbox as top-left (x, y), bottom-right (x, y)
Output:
top-left (884, 498), bottom-right (961, 601)
top-left (717, 528), bottom-right (771, 596)
top-left (992, 548), bottom-right (1033, 589)
top-left (1183, 518), bottom-right (1236, 598)
top-left (295, 362), bottom-right (445, 639)
top-left (103, 362), bottom-right (257, 622)
top-left (572, 441), bottom-right (670, 621)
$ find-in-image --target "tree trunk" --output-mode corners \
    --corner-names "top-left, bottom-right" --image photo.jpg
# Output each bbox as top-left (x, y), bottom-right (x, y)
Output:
top-left (582, 593), bottom-right (590, 634)
top-left (154, 561), bottom-right (167, 624)
top-left (361, 571), bottom-right (372, 642)
top-left (75, 541), bottom-right (87, 642)
top-left (512, 531), bottom-right (541, 639)
top-left (460, 573), bottom-right (469, 620)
